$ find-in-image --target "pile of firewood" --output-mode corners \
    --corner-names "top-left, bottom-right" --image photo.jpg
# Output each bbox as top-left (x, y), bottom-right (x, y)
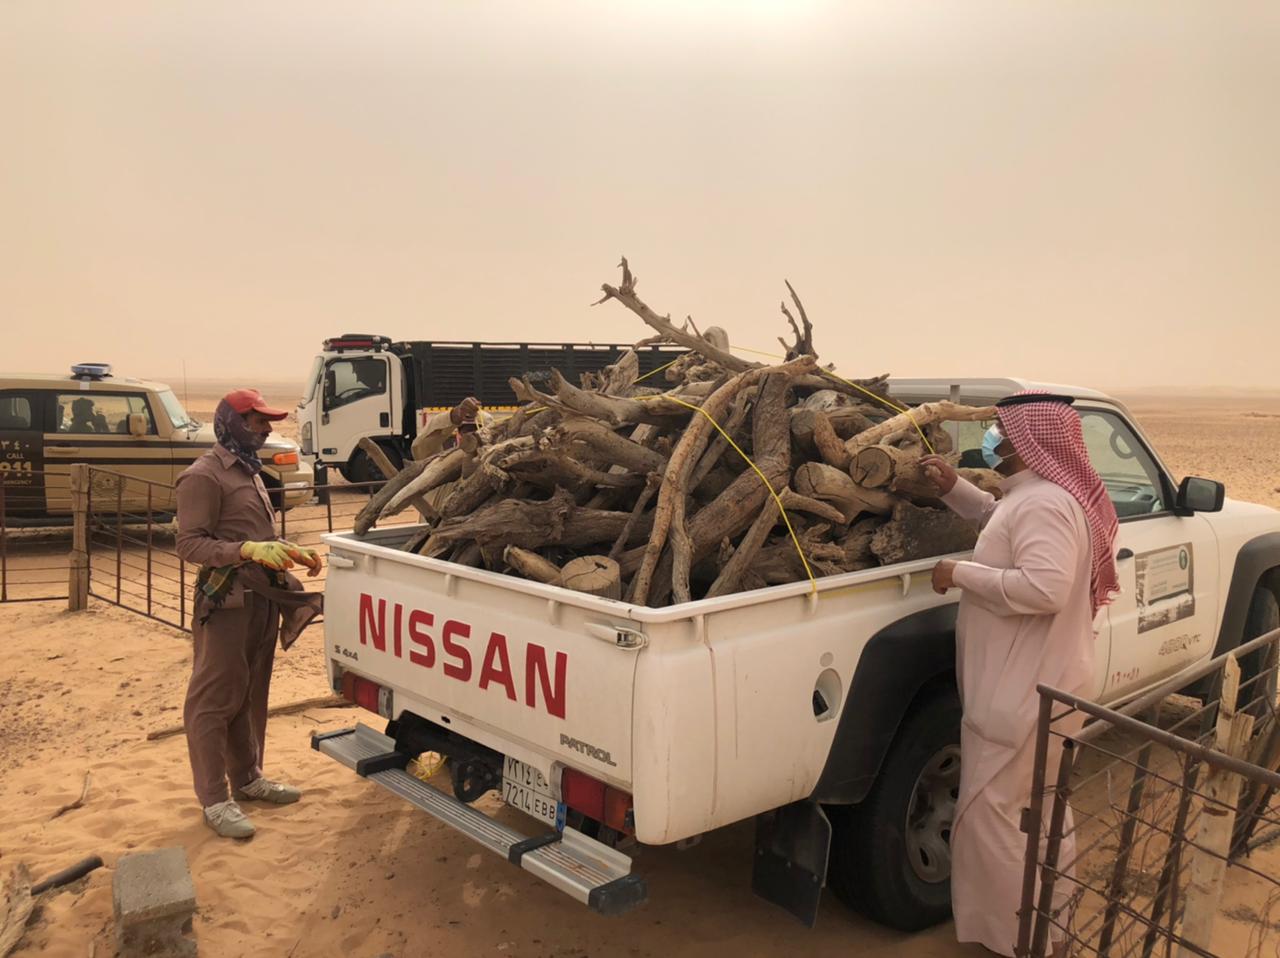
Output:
top-left (353, 260), bottom-right (999, 607)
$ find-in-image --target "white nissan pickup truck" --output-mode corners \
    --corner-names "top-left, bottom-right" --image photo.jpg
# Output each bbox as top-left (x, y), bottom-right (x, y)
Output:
top-left (312, 379), bottom-right (1280, 929)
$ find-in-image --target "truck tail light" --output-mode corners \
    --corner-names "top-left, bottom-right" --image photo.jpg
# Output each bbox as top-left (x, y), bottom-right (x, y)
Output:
top-left (341, 671), bottom-right (393, 718)
top-left (561, 768), bottom-right (634, 834)
top-left (272, 451), bottom-right (299, 466)
top-left (561, 768), bottom-right (605, 820)
top-left (603, 786), bottom-right (634, 834)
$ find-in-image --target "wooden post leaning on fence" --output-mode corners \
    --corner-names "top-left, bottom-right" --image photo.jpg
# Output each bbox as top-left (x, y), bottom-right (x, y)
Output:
top-left (67, 463), bottom-right (90, 611)
top-left (1176, 654), bottom-right (1255, 958)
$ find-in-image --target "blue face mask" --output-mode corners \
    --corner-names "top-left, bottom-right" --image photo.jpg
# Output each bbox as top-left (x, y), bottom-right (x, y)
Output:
top-left (981, 424), bottom-right (1005, 470)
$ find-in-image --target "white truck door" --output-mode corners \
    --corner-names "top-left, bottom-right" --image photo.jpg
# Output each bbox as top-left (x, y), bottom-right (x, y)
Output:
top-left (1078, 407), bottom-right (1220, 700)
top-left (316, 354), bottom-right (397, 468)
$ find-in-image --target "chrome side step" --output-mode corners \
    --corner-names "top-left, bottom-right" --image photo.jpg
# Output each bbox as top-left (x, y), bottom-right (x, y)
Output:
top-left (312, 724), bottom-right (645, 916)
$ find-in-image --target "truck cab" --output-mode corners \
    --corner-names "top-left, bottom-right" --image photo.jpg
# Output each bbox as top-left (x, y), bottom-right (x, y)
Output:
top-left (298, 335), bottom-right (409, 485)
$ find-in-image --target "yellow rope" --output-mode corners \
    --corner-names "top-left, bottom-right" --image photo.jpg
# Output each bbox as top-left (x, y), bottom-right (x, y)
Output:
top-left (651, 394), bottom-right (818, 595)
top-left (725, 345), bottom-right (934, 454)
top-left (634, 356), bottom-right (682, 383)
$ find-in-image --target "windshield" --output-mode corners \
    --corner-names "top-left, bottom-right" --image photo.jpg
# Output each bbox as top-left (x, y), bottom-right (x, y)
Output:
top-left (157, 389), bottom-right (195, 429)
top-left (301, 356), bottom-right (323, 405)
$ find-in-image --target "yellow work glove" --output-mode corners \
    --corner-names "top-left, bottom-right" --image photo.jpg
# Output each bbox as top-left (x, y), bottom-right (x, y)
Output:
top-left (240, 540), bottom-right (294, 571)
top-left (281, 540), bottom-right (323, 577)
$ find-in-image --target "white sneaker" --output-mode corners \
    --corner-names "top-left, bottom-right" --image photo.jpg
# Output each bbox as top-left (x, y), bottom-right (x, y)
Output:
top-left (234, 777), bottom-right (302, 805)
top-left (203, 799), bottom-right (255, 839)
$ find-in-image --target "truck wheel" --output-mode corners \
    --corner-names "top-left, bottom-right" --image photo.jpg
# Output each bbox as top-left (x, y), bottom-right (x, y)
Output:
top-left (1240, 585), bottom-right (1280, 720)
top-left (344, 445), bottom-right (402, 490)
top-left (827, 686), bottom-right (961, 930)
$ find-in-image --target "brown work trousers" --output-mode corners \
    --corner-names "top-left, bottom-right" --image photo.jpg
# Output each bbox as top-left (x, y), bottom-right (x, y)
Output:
top-left (183, 589), bottom-right (279, 807)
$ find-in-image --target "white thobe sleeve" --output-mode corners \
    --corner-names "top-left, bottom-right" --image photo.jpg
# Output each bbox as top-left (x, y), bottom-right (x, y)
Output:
top-left (410, 410), bottom-right (455, 460)
top-left (951, 496), bottom-right (1082, 617)
top-left (941, 477), bottom-right (999, 530)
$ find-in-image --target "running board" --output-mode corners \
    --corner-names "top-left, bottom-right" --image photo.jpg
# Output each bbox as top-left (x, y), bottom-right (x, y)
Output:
top-left (312, 724), bottom-right (645, 916)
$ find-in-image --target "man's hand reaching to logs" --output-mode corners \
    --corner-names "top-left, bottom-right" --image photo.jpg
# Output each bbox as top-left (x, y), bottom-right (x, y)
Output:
top-left (920, 455), bottom-right (958, 496)
top-left (450, 397), bottom-right (481, 426)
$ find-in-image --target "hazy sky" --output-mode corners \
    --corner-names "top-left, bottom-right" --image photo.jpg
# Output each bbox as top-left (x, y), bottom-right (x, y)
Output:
top-left (3, 2), bottom-right (1277, 394)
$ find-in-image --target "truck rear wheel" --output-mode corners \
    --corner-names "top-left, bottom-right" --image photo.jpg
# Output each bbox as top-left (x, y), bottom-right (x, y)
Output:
top-left (343, 444), bottom-right (402, 490)
top-left (827, 686), bottom-right (961, 930)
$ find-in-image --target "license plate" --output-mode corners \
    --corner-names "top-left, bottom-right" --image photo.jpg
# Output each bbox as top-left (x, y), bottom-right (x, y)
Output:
top-left (502, 756), bottom-right (565, 830)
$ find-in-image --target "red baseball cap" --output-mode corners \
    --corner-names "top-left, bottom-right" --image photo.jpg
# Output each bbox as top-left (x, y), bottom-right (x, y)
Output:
top-left (223, 388), bottom-right (289, 421)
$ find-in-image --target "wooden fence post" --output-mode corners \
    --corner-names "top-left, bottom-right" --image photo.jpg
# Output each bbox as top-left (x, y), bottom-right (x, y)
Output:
top-left (67, 463), bottom-right (89, 611)
top-left (1176, 654), bottom-right (1255, 957)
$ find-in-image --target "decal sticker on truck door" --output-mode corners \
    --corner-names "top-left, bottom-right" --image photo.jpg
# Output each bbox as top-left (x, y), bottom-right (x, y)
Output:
top-left (0, 392), bottom-right (46, 516)
top-left (1135, 543), bottom-right (1195, 633)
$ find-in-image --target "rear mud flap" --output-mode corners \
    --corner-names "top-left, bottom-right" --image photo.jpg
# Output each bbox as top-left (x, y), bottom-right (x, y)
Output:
top-left (751, 800), bottom-right (831, 928)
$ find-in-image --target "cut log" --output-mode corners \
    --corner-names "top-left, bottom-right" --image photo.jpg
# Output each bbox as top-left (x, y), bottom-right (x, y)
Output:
top-left (559, 555), bottom-right (622, 599)
top-left (380, 448), bottom-right (469, 520)
top-left (557, 418), bottom-right (668, 474)
top-left (353, 456), bottom-right (431, 535)
top-left (503, 546), bottom-right (563, 584)
top-left (608, 473), bottom-right (660, 561)
top-left (598, 348), bottom-right (640, 396)
top-left (689, 384), bottom-right (757, 490)
top-left (793, 462), bottom-right (893, 521)
top-left (851, 444), bottom-right (917, 489)
top-left (847, 401), bottom-right (996, 452)
top-left (837, 520), bottom-right (879, 567)
top-left (778, 488), bottom-right (847, 526)
top-left (426, 488), bottom-right (646, 563)
top-left (809, 411), bottom-right (852, 470)
top-left (870, 500), bottom-right (978, 565)
top-left (705, 498), bottom-right (781, 598)
top-left (437, 467), bottom-right (498, 519)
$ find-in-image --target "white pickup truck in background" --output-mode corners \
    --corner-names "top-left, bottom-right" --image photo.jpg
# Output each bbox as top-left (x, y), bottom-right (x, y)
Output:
top-left (312, 378), bottom-right (1280, 929)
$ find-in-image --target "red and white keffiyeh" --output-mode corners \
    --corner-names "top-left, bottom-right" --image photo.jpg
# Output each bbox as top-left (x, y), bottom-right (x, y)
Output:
top-left (998, 390), bottom-right (1120, 616)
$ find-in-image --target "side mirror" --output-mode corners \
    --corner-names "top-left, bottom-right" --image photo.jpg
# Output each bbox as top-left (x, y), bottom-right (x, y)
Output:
top-left (127, 412), bottom-right (148, 437)
top-left (1176, 476), bottom-right (1224, 514)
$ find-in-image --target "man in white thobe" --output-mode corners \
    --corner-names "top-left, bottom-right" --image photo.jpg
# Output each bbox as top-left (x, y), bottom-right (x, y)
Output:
top-left (924, 391), bottom-right (1120, 957)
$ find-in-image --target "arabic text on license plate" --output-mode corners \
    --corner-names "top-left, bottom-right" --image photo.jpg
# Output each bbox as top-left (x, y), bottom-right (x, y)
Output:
top-left (501, 756), bottom-right (564, 830)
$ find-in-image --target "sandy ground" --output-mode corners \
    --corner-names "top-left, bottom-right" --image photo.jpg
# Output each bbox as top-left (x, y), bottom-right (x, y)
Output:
top-left (1, 390), bottom-right (1279, 957)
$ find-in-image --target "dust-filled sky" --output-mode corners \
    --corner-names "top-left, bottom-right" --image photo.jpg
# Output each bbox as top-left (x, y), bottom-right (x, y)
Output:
top-left (2, 2), bottom-right (1277, 394)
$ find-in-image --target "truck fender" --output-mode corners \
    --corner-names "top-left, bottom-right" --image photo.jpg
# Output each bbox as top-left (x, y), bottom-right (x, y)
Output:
top-left (811, 604), bottom-right (957, 805)
top-left (1212, 532), bottom-right (1280, 658)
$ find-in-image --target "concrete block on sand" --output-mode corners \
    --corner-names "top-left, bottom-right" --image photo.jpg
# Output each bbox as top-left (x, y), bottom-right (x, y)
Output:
top-left (112, 848), bottom-right (197, 957)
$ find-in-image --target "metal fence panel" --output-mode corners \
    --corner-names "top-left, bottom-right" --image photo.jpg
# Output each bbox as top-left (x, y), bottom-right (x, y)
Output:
top-left (77, 467), bottom-right (422, 632)
top-left (1017, 628), bottom-right (1280, 958)
top-left (0, 469), bottom-right (70, 603)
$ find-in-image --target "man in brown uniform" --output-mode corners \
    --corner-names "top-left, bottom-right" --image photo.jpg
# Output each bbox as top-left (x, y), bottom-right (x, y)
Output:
top-left (176, 389), bottom-right (323, 839)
